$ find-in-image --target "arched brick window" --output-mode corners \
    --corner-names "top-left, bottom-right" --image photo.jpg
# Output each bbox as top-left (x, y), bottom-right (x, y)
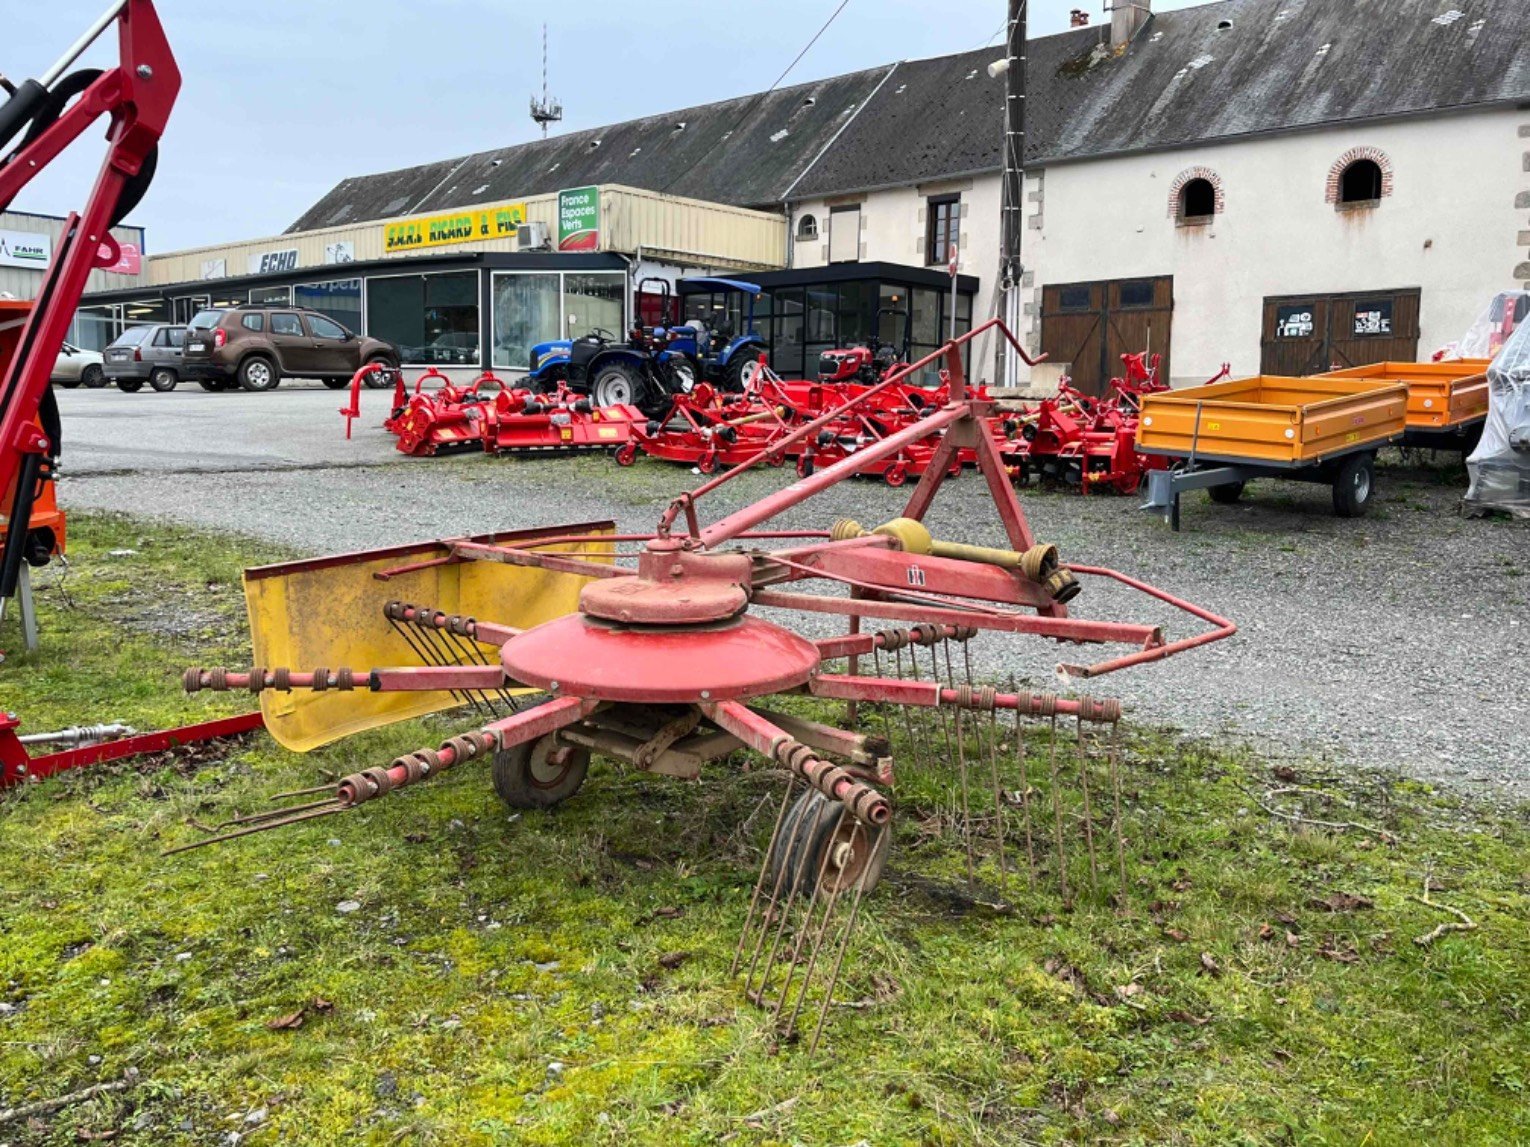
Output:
top-left (1327, 147), bottom-right (1394, 207)
top-left (1168, 166), bottom-right (1225, 224)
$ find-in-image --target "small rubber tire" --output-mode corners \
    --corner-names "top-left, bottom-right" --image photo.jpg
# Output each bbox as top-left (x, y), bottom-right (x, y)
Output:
top-left (492, 732), bottom-right (590, 810)
top-left (615, 443), bottom-right (638, 467)
top-left (769, 790), bottom-right (890, 899)
top-left (1332, 453), bottom-right (1375, 518)
top-left (884, 464), bottom-right (908, 488)
top-left (698, 450), bottom-right (718, 475)
top-left (1207, 480), bottom-right (1246, 505)
top-left (362, 358), bottom-right (397, 389)
top-left (116, 377), bottom-right (144, 393)
top-left (322, 378), bottom-right (349, 390)
top-left (81, 365), bottom-right (106, 389)
top-left (796, 455), bottom-right (814, 478)
top-left (239, 355), bottom-right (280, 392)
top-left (149, 368), bottom-right (178, 392)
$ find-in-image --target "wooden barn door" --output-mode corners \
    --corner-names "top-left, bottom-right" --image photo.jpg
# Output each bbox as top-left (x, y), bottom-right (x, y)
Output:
top-left (1041, 276), bottom-right (1173, 396)
top-left (1262, 289), bottom-right (1421, 375)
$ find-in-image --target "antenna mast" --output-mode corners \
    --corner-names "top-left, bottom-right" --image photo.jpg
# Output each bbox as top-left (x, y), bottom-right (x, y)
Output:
top-left (529, 24), bottom-right (563, 138)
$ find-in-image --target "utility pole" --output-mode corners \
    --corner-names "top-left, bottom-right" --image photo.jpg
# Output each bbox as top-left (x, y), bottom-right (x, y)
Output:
top-left (996, 0), bottom-right (1027, 388)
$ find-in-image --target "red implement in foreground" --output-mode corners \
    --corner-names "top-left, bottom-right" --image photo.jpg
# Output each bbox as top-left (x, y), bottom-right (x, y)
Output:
top-left (186, 319), bottom-right (1235, 1049)
top-left (0, 711), bottom-right (264, 788)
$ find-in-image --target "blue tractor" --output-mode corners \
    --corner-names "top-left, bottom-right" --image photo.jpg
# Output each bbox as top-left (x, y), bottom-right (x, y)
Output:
top-left (668, 276), bottom-right (769, 392)
top-left (526, 322), bottom-right (692, 417)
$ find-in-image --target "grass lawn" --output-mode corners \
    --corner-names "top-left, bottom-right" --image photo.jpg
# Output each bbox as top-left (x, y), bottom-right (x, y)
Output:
top-left (1, 513), bottom-right (1527, 1145)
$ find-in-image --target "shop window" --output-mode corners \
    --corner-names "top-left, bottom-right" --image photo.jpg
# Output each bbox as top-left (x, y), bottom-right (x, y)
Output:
top-left (771, 289), bottom-right (807, 378)
top-left (296, 279), bottom-right (362, 333)
top-left (797, 214), bottom-right (819, 241)
top-left (926, 195), bottom-right (960, 266)
top-left (829, 206), bottom-right (860, 264)
top-left (563, 273), bottom-right (625, 339)
top-left (491, 273), bottom-right (560, 369)
top-left (1339, 159), bottom-right (1382, 205)
top-left (1179, 178), bottom-right (1216, 222)
top-left (878, 285), bottom-right (910, 353)
top-left (250, 285), bottom-right (291, 306)
top-left (837, 280), bottom-right (877, 347)
top-left (368, 271), bottom-right (479, 366)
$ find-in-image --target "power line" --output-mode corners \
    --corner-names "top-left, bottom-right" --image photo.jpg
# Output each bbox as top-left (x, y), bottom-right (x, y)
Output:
top-left (658, 0), bottom-right (852, 195)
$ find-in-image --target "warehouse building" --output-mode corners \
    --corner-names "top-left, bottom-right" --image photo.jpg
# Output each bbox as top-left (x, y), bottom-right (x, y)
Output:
top-left (2, 209), bottom-right (145, 335)
top-left (79, 0), bottom-right (1529, 391)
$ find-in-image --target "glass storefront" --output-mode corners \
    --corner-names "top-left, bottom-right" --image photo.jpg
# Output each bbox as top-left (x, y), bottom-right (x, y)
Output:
top-left (368, 271), bottom-right (479, 366)
top-left (249, 285), bottom-right (291, 305)
top-left (70, 299), bottom-right (171, 351)
top-left (295, 279), bottom-right (362, 333)
top-left (490, 270), bottom-right (626, 370)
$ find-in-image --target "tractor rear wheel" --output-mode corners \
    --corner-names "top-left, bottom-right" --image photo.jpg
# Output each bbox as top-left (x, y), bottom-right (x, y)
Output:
top-left (492, 732), bottom-right (590, 810)
top-left (769, 790), bottom-right (890, 898)
top-left (723, 349), bottom-right (763, 393)
top-left (592, 362), bottom-right (643, 409)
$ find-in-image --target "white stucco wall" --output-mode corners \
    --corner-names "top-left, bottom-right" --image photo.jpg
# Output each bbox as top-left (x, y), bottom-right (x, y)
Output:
top-left (789, 174), bottom-right (1004, 383)
top-left (1027, 107), bottom-right (1527, 386)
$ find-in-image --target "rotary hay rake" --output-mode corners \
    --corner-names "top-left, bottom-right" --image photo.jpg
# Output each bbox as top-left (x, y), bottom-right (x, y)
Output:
top-left (180, 322), bottom-right (1234, 1050)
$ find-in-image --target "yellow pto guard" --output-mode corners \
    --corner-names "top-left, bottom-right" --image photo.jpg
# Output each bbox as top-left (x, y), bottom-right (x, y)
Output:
top-left (244, 522), bottom-right (614, 752)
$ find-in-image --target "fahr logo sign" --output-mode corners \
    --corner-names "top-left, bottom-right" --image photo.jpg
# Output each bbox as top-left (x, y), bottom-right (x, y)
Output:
top-left (0, 229), bottom-right (52, 270)
top-left (248, 248), bottom-right (299, 275)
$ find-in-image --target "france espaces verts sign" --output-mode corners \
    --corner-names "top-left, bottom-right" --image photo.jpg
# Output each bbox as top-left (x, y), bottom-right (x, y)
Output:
top-left (557, 186), bottom-right (600, 252)
top-left (384, 202), bottom-right (527, 255)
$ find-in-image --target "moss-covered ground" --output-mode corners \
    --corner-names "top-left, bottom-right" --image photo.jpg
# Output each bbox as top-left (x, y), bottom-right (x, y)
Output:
top-left (1, 514), bottom-right (1527, 1145)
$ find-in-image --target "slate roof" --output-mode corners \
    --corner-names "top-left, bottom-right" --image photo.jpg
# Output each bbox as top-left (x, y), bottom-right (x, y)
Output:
top-left (289, 0), bottom-right (1530, 230)
top-left (286, 68), bottom-right (892, 232)
top-left (1025, 0), bottom-right (1530, 166)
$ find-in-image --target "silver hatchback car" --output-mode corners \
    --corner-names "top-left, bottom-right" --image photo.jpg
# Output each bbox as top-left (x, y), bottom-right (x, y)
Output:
top-left (103, 323), bottom-right (186, 392)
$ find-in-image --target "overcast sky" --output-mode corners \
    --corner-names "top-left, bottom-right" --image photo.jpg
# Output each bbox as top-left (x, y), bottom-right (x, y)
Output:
top-left (10, 0), bottom-right (1204, 252)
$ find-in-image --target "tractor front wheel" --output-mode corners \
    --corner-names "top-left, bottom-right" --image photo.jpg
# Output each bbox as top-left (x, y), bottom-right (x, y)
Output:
top-left (492, 732), bottom-right (590, 810)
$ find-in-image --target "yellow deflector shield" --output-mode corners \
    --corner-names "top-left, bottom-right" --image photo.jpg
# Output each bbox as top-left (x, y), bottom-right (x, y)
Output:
top-left (244, 522), bottom-right (613, 752)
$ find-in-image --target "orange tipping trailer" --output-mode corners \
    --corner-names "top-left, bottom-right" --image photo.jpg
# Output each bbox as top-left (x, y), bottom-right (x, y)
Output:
top-left (1136, 374), bottom-right (1407, 530)
top-left (1320, 360), bottom-right (1489, 447)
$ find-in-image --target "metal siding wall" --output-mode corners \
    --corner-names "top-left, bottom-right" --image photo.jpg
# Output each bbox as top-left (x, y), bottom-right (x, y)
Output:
top-left (0, 211), bottom-right (147, 299)
top-left (141, 185), bottom-right (785, 289)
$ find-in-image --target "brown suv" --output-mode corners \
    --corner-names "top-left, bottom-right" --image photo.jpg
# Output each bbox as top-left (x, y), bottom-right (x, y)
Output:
top-left (182, 305), bottom-right (399, 392)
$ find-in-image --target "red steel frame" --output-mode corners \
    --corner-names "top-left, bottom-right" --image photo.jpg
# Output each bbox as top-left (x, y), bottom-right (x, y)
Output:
top-left (0, 711), bottom-right (263, 788)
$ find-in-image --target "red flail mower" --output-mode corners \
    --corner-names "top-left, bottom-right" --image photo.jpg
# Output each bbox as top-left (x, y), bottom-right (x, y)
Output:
top-left (224, 323), bottom-right (1234, 1049)
top-left (342, 363), bottom-right (641, 456)
top-left (1002, 354), bottom-right (1230, 496)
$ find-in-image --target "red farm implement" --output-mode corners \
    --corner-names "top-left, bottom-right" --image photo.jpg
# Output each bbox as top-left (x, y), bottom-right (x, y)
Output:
top-left (343, 363), bottom-right (642, 456)
top-left (0, 1), bottom-right (261, 784)
top-left (618, 381), bottom-right (794, 473)
top-left (1003, 354), bottom-right (1229, 495)
top-left (180, 319), bottom-right (1236, 1048)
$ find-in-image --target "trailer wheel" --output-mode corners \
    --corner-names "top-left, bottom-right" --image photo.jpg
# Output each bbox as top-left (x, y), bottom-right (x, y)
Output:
top-left (81, 365), bottom-right (106, 389)
top-left (769, 790), bottom-right (890, 898)
top-left (492, 732), bottom-right (590, 810)
top-left (239, 355), bottom-right (280, 392)
top-left (1207, 480), bottom-right (1245, 505)
top-left (116, 377), bottom-right (144, 393)
top-left (149, 368), bottom-right (178, 392)
top-left (1332, 453), bottom-right (1375, 518)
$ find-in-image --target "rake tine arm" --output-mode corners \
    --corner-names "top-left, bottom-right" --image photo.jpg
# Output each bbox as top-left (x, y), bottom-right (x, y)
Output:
top-left (809, 674), bottom-right (1123, 725)
top-left (182, 665), bottom-right (511, 694)
top-left (382, 601), bottom-right (521, 647)
top-left (450, 540), bottom-right (626, 580)
top-left (702, 701), bottom-right (890, 827)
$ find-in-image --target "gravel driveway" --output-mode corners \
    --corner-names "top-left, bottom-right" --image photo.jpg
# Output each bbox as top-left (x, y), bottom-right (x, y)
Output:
top-left (53, 385), bottom-right (1530, 802)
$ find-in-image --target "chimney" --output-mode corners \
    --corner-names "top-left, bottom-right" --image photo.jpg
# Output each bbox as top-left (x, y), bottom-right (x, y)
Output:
top-left (1070, 8), bottom-right (1090, 26)
top-left (1110, 0), bottom-right (1151, 47)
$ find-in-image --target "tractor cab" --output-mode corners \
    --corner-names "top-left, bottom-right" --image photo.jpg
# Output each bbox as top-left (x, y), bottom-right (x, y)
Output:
top-left (675, 276), bottom-right (769, 391)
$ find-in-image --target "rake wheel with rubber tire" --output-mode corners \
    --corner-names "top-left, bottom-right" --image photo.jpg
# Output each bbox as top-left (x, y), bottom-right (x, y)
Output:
top-left (1332, 453), bottom-right (1375, 518)
top-left (239, 355), bottom-right (280, 392)
top-left (769, 789), bottom-right (890, 898)
top-left (492, 732), bottom-right (590, 810)
top-left (149, 368), bottom-right (178, 392)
